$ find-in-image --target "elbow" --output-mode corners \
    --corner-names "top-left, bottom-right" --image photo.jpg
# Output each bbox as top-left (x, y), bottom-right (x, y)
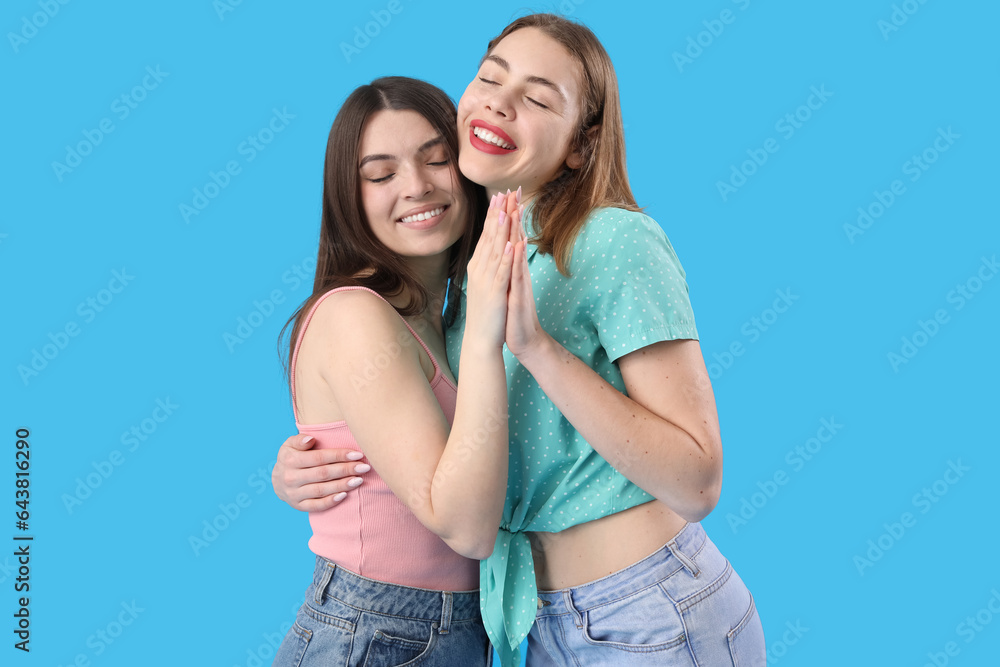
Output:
top-left (444, 531), bottom-right (496, 560)
top-left (680, 480), bottom-right (721, 523)
top-left (679, 453), bottom-right (723, 523)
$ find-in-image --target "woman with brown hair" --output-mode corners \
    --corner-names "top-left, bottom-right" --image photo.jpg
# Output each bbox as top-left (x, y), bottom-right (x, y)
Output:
top-left (271, 76), bottom-right (522, 666)
top-left (276, 15), bottom-right (766, 666)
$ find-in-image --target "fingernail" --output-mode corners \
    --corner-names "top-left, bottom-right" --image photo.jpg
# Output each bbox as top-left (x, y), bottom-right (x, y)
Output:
top-left (354, 463), bottom-right (371, 473)
top-left (506, 188), bottom-right (511, 197)
top-left (498, 211), bottom-right (506, 226)
top-left (519, 204), bottom-right (524, 217)
top-left (348, 477), bottom-right (364, 488)
top-left (505, 241), bottom-right (512, 255)
top-left (347, 451), bottom-right (364, 460)
top-left (490, 193), bottom-right (498, 208)
top-left (302, 435), bottom-right (314, 445)
top-left (332, 492), bottom-right (347, 502)
top-left (516, 186), bottom-right (522, 203)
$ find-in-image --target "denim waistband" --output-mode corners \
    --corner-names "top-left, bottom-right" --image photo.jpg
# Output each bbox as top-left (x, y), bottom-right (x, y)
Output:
top-left (534, 522), bottom-right (708, 617)
top-left (311, 556), bottom-right (482, 623)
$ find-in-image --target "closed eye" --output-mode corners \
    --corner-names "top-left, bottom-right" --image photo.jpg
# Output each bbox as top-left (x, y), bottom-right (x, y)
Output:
top-left (428, 161), bottom-right (449, 167)
top-left (526, 97), bottom-right (549, 110)
top-left (479, 77), bottom-right (499, 85)
top-left (367, 173), bottom-right (393, 183)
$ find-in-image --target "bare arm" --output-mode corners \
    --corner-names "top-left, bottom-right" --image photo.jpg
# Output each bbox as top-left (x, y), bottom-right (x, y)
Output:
top-left (299, 194), bottom-right (519, 558)
top-left (505, 239), bottom-right (722, 523)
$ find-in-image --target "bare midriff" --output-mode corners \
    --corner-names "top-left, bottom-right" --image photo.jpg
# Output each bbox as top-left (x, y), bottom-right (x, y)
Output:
top-left (528, 500), bottom-right (688, 591)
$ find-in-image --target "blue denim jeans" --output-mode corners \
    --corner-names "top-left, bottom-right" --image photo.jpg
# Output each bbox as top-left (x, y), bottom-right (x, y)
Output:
top-left (526, 523), bottom-right (765, 666)
top-left (273, 557), bottom-right (491, 667)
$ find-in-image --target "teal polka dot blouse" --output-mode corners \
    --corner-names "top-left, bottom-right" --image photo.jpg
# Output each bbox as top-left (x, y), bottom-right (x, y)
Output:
top-left (446, 206), bottom-right (699, 666)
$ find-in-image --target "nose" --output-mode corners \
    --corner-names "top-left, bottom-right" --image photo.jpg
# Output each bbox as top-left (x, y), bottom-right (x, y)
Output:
top-left (484, 87), bottom-right (514, 120)
top-left (401, 164), bottom-right (434, 199)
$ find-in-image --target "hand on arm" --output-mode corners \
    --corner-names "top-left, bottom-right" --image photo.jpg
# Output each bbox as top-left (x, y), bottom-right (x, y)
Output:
top-left (272, 434), bottom-right (370, 512)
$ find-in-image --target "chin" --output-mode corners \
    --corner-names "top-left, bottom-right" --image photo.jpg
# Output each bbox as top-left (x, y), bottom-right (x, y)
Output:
top-left (458, 150), bottom-right (497, 190)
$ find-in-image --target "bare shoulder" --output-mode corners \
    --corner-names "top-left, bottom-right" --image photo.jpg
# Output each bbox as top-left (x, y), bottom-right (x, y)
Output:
top-left (305, 289), bottom-right (410, 352)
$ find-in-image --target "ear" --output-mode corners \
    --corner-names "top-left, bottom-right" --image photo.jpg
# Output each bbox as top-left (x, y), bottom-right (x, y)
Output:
top-left (565, 124), bottom-right (601, 170)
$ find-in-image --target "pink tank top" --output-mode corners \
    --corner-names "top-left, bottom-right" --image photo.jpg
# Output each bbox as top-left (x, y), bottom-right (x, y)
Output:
top-left (290, 286), bottom-right (479, 591)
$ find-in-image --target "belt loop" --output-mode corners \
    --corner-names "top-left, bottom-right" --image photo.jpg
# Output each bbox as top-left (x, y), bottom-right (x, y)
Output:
top-left (439, 592), bottom-right (453, 635)
top-left (667, 539), bottom-right (700, 577)
top-left (314, 561), bottom-right (335, 604)
top-left (563, 590), bottom-right (584, 629)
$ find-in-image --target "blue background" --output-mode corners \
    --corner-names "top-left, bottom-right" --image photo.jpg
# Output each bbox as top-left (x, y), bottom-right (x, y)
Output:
top-left (4, 0), bottom-right (998, 665)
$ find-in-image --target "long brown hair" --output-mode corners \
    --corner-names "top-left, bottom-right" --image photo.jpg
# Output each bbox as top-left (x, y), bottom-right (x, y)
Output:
top-left (484, 14), bottom-right (640, 275)
top-left (281, 76), bottom-right (486, 377)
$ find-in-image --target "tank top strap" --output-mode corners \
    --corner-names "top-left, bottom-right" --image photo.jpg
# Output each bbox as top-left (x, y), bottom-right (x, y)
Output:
top-left (290, 286), bottom-right (443, 421)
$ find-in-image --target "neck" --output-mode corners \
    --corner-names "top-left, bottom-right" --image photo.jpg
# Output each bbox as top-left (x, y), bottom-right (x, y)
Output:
top-left (392, 253), bottom-right (449, 325)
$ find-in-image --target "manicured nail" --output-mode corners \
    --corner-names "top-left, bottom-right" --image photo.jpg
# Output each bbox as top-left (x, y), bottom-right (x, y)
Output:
top-left (348, 477), bottom-right (364, 488)
top-left (332, 492), bottom-right (347, 502)
top-left (354, 463), bottom-right (371, 473)
top-left (347, 451), bottom-right (364, 460)
top-left (498, 211), bottom-right (506, 226)
top-left (519, 204), bottom-right (524, 217)
top-left (302, 435), bottom-right (314, 445)
top-left (516, 186), bottom-right (522, 203)
top-left (505, 241), bottom-right (512, 255)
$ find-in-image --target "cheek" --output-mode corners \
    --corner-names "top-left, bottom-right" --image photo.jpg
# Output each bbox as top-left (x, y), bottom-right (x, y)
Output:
top-left (457, 83), bottom-right (477, 115)
top-left (359, 183), bottom-right (387, 222)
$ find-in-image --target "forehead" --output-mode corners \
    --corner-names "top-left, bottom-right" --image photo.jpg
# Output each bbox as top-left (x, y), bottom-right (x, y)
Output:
top-left (487, 27), bottom-right (584, 98)
top-left (359, 109), bottom-right (440, 156)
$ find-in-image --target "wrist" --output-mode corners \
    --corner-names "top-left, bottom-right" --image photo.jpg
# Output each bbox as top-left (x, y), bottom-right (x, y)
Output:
top-left (461, 331), bottom-right (504, 359)
top-left (512, 330), bottom-right (559, 373)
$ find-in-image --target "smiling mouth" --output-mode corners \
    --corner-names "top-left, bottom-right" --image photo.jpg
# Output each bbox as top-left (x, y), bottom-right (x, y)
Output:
top-left (472, 126), bottom-right (517, 150)
top-left (398, 205), bottom-right (448, 224)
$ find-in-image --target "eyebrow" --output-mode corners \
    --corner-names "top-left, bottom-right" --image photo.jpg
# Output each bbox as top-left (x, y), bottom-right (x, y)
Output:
top-left (359, 136), bottom-right (445, 168)
top-left (484, 54), bottom-right (566, 103)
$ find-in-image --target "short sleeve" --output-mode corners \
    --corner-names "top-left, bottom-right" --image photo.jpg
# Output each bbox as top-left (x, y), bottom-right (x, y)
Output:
top-left (571, 208), bottom-right (698, 362)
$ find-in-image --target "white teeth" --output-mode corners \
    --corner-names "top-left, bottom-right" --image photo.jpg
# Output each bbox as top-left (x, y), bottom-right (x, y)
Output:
top-left (400, 207), bottom-right (444, 223)
top-left (473, 127), bottom-right (514, 149)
